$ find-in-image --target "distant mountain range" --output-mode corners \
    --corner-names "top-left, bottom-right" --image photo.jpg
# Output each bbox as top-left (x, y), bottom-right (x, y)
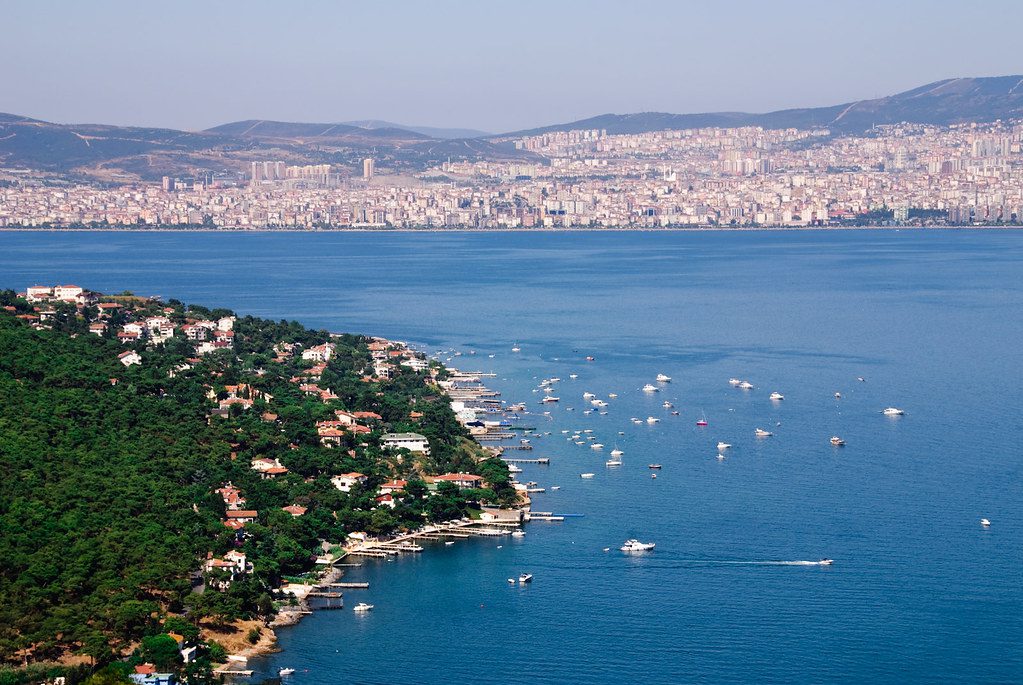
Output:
top-left (505, 75), bottom-right (1023, 136)
top-left (1, 75), bottom-right (1021, 181)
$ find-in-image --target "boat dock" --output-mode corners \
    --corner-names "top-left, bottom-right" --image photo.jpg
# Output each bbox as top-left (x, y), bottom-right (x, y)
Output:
top-left (501, 457), bottom-right (549, 464)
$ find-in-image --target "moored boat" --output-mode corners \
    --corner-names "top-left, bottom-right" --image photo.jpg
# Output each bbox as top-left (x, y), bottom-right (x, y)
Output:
top-left (621, 539), bottom-right (656, 552)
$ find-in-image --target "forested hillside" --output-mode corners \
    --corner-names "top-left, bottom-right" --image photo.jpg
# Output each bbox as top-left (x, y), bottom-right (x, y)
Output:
top-left (0, 289), bottom-right (512, 681)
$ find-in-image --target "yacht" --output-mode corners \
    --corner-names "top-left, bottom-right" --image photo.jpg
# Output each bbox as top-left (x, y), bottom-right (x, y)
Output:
top-left (882, 407), bottom-right (905, 416)
top-left (717, 441), bottom-right (732, 450)
top-left (642, 384), bottom-right (659, 393)
top-left (591, 443), bottom-right (604, 450)
top-left (519, 573), bottom-right (533, 583)
top-left (541, 396), bottom-right (560, 403)
top-left (769, 392), bottom-right (784, 401)
top-left (507, 464), bottom-right (523, 473)
top-left (738, 381), bottom-right (754, 390)
top-left (729, 378), bottom-right (742, 386)
top-left (656, 374), bottom-right (672, 383)
top-left (606, 457), bottom-right (622, 466)
top-left (662, 401), bottom-right (673, 408)
top-left (981, 518), bottom-right (991, 527)
top-left (580, 473), bottom-right (595, 478)
top-left (830, 436), bottom-right (845, 446)
top-left (279, 668), bottom-right (296, 676)
top-left (512, 530), bottom-right (525, 538)
top-left (755, 428), bottom-right (773, 438)
top-left (620, 539), bottom-right (656, 552)
top-left (646, 416), bottom-right (660, 424)
top-left (583, 392), bottom-right (596, 400)
top-left (353, 603), bottom-right (374, 612)
top-left (610, 448), bottom-right (624, 457)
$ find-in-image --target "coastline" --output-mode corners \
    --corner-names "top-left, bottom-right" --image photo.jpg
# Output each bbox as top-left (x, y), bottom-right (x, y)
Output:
top-left (0, 225), bottom-right (1021, 233)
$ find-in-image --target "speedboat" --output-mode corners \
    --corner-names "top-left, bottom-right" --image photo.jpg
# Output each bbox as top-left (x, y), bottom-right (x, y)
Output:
top-left (981, 518), bottom-right (991, 527)
top-left (717, 441), bottom-right (732, 450)
top-left (519, 573), bottom-right (533, 583)
top-left (551, 486), bottom-right (561, 490)
top-left (729, 378), bottom-right (742, 386)
top-left (585, 356), bottom-right (595, 361)
top-left (755, 428), bottom-right (773, 438)
top-left (857, 376), bottom-right (866, 382)
top-left (656, 374), bottom-right (672, 383)
top-left (830, 436), bottom-right (845, 446)
top-left (882, 407), bottom-right (905, 416)
top-left (279, 668), bottom-right (296, 676)
top-left (648, 463), bottom-right (662, 469)
top-left (818, 559), bottom-right (834, 566)
top-left (646, 416), bottom-right (660, 424)
top-left (738, 381), bottom-right (754, 390)
top-left (591, 443), bottom-right (604, 450)
top-left (353, 603), bottom-right (374, 612)
top-left (583, 392), bottom-right (596, 400)
top-left (445, 541), bottom-right (456, 545)
top-left (541, 396), bottom-right (559, 403)
top-left (770, 392), bottom-right (784, 401)
top-left (580, 473), bottom-right (595, 478)
top-left (511, 346), bottom-right (521, 352)
top-left (642, 384), bottom-right (659, 393)
top-left (620, 539), bottom-right (656, 552)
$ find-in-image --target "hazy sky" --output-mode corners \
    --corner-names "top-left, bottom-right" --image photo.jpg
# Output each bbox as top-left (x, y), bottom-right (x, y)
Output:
top-left (3, 0), bottom-right (1021, 133)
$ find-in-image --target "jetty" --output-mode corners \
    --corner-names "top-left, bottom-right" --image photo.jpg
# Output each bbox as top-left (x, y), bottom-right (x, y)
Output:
top-left (501, 457), bottom-right (549, 464)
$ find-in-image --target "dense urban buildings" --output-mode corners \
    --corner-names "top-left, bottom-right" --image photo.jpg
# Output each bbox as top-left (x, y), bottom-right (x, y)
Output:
top-left (3, 120), bottom-right (1023, 228)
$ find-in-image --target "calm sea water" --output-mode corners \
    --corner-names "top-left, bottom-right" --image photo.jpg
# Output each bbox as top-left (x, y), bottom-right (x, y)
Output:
top-left (3, 230), bottom-right (1022, 683)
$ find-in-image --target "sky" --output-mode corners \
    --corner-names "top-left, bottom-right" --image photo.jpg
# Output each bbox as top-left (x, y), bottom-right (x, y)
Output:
top-left (3, 0), bottom-right (1021, 133)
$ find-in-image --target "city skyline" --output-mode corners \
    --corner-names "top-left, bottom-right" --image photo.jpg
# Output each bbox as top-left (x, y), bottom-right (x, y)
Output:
top-left (3, 0), bottom-right (1023, 132)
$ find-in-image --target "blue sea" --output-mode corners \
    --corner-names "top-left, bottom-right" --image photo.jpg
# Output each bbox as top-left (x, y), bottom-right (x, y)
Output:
top-left (2, 230), bottom-right (1022, 683)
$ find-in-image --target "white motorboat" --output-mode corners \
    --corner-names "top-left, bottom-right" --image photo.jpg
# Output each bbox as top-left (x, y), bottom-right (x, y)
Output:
top-left (279, 668), bottom-right (296, 676)
top-left (830, 436), bottom-right (845, 446)
top-left (605, 458), bottom-right (622, 466)
top-left (591, 443), bottom-right (604, 450)
top-left (551, 486), bottom-right (561, 490)
top-left (507, 464), bottom-right (523, 473)
top-left (663, 401), bottom-right (673, 408)
top-left (353, 603), bottom-right (374, 612)
top-left (608, 393), bottom-right (618, 399)
top-left (511, 346), bottom-right (521, 352)
top-left (610, 448), bottom-right (624, 457)
top-left (656, 374), bottom-right (672, 383)
top-left (512, 530), bottom-right (525, 538)
top-left (642, 384), bottom-right (659, 393)
top-left (583, 392), bottom-right (596, 400)
top-left (541, 396), bottom-right (560, 403)
top-left (755, 428), bottom-right (773, 438)
top-left (770, 392), bottom-right (784, 401)
top-left (445, 541), bottom-right (456, 545)
top-left (569, 374), bottom-right (578, 379)
top-left (882, 407), bottom-right (905, 416)
top-left (834, 392), bottom-right (842, 399)
top-left (646, 416), bottom-right (660, 424)
top-left (738, 381), bottom-right (754, 390)
top-left (620, 539), bottom-right (656, 552)
top-left (981, 518), bottom-right (991, 527)
top-left (818, 558), bottom-right (834, 566)
top-left (631, 418), bottom-right (643, 425)
top-left (729, 378), bottom-right (742, 386)
top-left (580, 473), bottom-right (595, 478)
top-left (717, 441), bottom-right (732, 450)
top-left (519, 573), bottom-right (533, 583)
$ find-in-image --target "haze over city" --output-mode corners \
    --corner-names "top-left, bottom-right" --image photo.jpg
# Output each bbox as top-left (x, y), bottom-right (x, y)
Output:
top-left (4, 0), bottom-right (1023, 132)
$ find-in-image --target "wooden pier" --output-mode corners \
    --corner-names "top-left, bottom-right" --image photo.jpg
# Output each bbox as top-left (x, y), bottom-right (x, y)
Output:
top-left (502, 457), bottom-right (549, 464)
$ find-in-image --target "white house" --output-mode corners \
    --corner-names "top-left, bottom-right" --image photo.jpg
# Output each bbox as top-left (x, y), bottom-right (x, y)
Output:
top-left (118, 350), bottom-right (142, 367)
top-left (382, 432), bottom-right (430, 454)
top-left (302, 343), bottom-right (336, 363)
top-left (331, 472), bottom-right (368, 492)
